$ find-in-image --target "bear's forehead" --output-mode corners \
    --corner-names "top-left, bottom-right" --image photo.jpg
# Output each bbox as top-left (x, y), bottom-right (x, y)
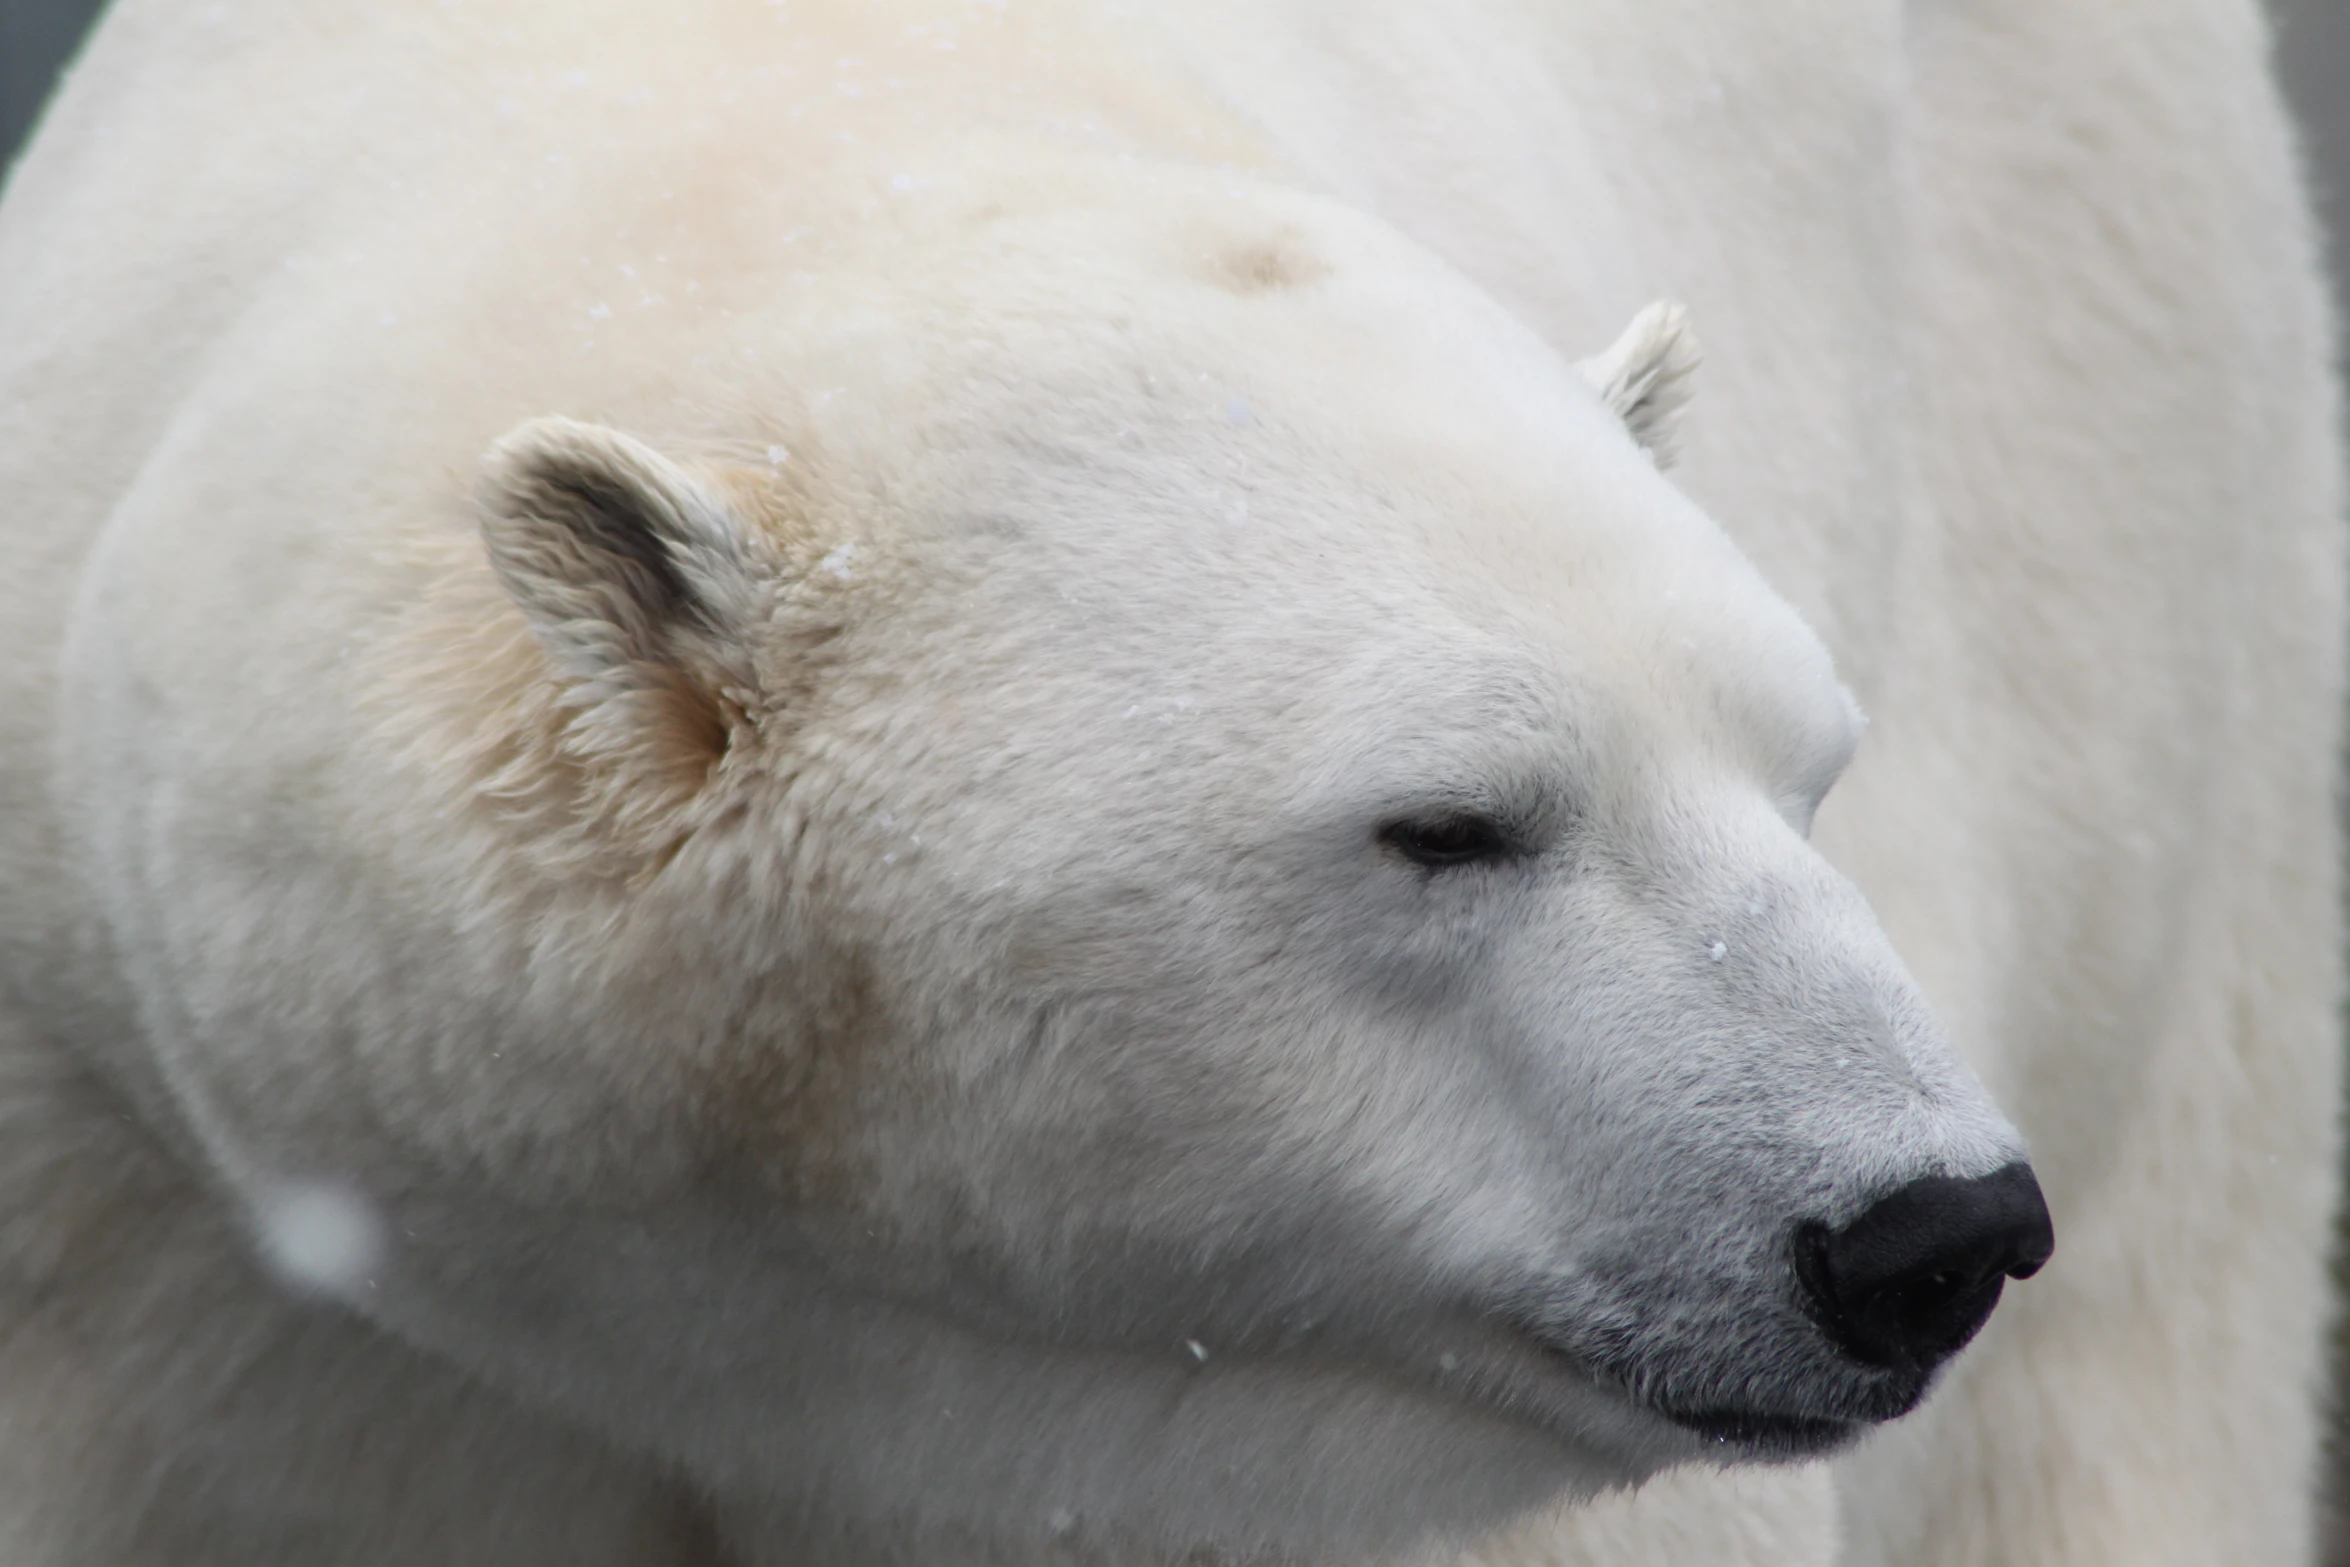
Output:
top-left (819, 448), bottom-right (1852, 820)
top-left (750, 219), bottom-right (1851, 789)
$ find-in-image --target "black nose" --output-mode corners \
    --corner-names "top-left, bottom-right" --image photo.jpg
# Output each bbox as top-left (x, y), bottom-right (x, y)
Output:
top-left (1794, 1162), bottom-right (2053, 1372)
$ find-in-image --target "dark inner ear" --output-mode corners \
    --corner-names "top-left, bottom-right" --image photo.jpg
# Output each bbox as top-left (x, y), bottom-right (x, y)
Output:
top-left (542, 468), bottom-right (710, 634)
top-left (467, 415), bottom-right (787, 829)
top-left (478, 416), bottom-right (771, 720)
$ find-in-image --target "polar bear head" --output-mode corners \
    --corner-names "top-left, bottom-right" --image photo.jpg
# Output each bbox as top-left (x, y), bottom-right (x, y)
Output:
top-left (140, 195), bottom-right (2046, 1562)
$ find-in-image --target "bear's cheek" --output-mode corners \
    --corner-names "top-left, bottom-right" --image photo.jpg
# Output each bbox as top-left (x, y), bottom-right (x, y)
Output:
top-left (683, 940), bottom-right (927, 1215)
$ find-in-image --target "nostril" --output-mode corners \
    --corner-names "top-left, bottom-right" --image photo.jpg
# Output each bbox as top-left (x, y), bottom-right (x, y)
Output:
top-left (1794, 1162), bottom-right (2053, 1371)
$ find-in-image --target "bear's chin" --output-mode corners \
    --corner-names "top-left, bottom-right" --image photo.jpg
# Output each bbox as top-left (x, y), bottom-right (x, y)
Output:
top-left (696, 1347), bottom-right (1671, 1567)
top-left (343, 1204), bottom-right (1671, 1565)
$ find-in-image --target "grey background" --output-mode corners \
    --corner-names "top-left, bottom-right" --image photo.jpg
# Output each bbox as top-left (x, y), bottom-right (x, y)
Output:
top-left (0, 0), bottom-right (103, 178)
top-left (5, 0), bottom-right (2350, 1554)
top-left (2281, 1), bottom-right (2350, 299)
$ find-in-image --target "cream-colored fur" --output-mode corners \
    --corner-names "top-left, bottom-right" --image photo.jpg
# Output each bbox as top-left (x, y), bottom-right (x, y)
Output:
top-left (0, 2), bottom-right (2335, 1565)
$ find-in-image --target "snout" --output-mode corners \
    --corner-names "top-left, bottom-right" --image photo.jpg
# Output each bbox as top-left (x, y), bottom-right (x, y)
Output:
top-left (1794, 1162), bottom-right (2053, 1374)
top-left (1493, 1161), bottom-right (2050, 1460)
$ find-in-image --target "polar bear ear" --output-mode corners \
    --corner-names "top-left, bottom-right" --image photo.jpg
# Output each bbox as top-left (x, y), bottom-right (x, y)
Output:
top-left (1577, 300), bottom-right (1700, 469)
top-left (475, 416), bottom-right (766, 719)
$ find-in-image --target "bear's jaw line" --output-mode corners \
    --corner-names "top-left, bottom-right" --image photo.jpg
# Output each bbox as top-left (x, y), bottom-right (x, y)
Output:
top-left (1482, 1314), bottom-right (1903, 1463)
top-left (1649, 1404), bottom-right (1861, 1458)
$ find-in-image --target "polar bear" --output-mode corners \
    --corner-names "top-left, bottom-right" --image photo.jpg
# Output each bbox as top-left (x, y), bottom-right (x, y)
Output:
top-left (0, 4), bottom-right (2332, 1567)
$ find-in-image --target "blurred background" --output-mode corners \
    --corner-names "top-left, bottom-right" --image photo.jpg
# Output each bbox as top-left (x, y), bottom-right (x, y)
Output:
top-left (0, 0), bottom-right (102, 173)
top-left (5, 0), bottom-right (2350, 1554)
top-left (2282, 2), bottom-right (2350, 309)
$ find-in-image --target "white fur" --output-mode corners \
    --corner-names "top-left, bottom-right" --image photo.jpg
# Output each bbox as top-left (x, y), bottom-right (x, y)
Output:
top-left (0, 2), bottom-right (2334, 1566)
top-left (1576, 302), bottom-right (1700, 469)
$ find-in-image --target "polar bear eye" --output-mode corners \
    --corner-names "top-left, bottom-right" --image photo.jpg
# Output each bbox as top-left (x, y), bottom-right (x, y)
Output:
top-left (1378, 814), bottom-right (1514, 869)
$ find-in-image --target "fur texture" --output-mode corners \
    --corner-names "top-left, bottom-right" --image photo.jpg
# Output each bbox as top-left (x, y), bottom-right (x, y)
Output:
top-left (0, 2), bottom-right (2335, 1565)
